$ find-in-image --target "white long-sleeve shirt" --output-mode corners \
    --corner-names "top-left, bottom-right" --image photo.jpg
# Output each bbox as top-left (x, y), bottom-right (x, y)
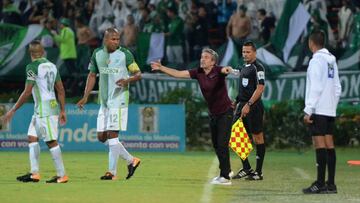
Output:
top-left (304, 48), bottom-right (342, 117)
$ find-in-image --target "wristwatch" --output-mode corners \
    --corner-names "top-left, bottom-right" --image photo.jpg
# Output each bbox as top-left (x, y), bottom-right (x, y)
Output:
top-left (247, 101), bottom-right (253, 107)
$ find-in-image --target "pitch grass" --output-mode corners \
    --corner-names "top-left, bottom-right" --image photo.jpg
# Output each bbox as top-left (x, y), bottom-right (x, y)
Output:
top-left (0, 148), bottom-right (359, 203)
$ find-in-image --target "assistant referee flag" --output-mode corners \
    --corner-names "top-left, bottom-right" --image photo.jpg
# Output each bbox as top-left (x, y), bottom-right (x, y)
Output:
top-left (229, 119), bottom-right (253, 160)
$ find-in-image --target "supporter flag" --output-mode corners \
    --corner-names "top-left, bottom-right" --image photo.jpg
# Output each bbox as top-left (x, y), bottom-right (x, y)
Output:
top-left (136, 32), bottom-right (165, 71)
top-left (229, 119), bottom-right (253, 160)
top-left (338, 48), bottom-right (360, 70)
top-left (220, 37), bottom-right (239, 68)
top-left (270, 0), bottom-right (310, 63)
top-left (0, 24), bottom-right (49, 78)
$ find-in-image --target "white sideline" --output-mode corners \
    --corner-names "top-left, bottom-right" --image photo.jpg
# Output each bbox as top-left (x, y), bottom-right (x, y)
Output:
top-left (293, 167), bottom-right (311, 180)
top-left (200, 157), bottom-right (218, 203)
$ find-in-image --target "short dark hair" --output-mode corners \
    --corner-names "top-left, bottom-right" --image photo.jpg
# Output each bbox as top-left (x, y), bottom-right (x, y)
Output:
top-left (258, 8), bottom-right (266, 16)
top-left (309, 30), bottom-right (325, 48)
top-left (29, 40), bottom-right (44, 57)
top-left (242, 40), bottom-right (257, 51)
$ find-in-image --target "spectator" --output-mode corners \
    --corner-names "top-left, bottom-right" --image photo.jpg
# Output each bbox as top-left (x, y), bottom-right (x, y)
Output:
top-left (41, 18), bottom-right (56, 48)
top-left (217, 0), bottom-right (237, 37)
top-left (337, 0), bottom-right (353, 48)
top-left (1, 0), bottom-right (22, 25)
top-left (226, 5), bottom-right (251, 52)
top-left (143, 13), bottom-right (165, 33)
top-left (175, 0), bottom-right (189, 21)
top-left (165, 6), bottom-right (185, 66)
top-left (28, 6), bottom-right (53, 25)
top-left (75, 17), bottom-right (94, 75)
top-left (120, 14), bottom-right (138, 54)
top-left (52, 18), bottom-right (78, 95)
top-left (133, 0), bottom-right (146, 26)
top-left (112, 0), bottom-right (131, 31)
top-left (187, 6), bottom-right (209, 61)
top-left (257, 8), bottom-right (275, 44)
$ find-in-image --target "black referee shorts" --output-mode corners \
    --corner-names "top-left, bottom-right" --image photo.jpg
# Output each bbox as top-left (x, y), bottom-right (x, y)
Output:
top-left (234, 101), bottom-right (264, 134)
top-left (309, 114), bottom-right (335, 136)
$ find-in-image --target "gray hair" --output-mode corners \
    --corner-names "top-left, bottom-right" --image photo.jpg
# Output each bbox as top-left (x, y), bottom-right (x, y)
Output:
top-left (202, 48), bottom-right (218, 63)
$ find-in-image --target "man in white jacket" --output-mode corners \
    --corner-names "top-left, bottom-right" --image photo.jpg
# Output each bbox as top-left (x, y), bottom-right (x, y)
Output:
top-left (302, 30), bottom-right (342, 194)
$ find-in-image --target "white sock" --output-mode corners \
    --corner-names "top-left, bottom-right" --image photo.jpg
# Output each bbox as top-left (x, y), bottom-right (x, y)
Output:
top-left (49, 145), bottom-right (65, 177)
top-left (108, 138), bottom-right (120, 175)
top-left (29, 142), bottom-right (40, 174)
top-left (117, 141), bottom-right (133, 165)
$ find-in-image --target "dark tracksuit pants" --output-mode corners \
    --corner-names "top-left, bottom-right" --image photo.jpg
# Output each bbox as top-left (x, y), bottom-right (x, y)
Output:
top-left (209, 108), bottom-right (233, 179)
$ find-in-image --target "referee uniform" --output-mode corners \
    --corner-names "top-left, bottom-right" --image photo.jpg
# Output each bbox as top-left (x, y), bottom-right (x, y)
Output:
top-left (233, 60), bottom-right (266, 180)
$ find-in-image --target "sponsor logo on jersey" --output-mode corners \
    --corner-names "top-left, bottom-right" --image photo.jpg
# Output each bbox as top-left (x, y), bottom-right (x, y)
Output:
top-left (99, 67), bottom-right (119, 74)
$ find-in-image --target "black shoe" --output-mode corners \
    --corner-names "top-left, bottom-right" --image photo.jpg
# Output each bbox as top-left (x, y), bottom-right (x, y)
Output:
top-left (326, 182), bottom-right (337, 194)
top-left (100, 172), bottom-right (117, 180)
top-left (302, 181), bottom-right (327, 194)
top-left (245, 171), bottom-right (263, 181)
top-left (232, 168), bottom-right (253, 179)
top-left (126, 157), bottom-right (141, 180)
top-left (16, 173), bottom-right (40, 182)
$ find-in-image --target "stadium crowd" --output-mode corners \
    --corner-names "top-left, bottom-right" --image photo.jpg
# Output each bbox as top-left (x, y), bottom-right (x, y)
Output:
top-left (1, 0), bottom-right (360, 93)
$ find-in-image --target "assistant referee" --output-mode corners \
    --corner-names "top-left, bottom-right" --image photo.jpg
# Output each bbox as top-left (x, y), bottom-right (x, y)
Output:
top-left (232, 41), bottom-right (266, 181)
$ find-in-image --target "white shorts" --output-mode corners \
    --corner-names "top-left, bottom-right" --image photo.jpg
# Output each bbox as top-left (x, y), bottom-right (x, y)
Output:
top-left (27, 115), bottom-right (59, 142)
top-left (97, 106), bottom-right (128, 132)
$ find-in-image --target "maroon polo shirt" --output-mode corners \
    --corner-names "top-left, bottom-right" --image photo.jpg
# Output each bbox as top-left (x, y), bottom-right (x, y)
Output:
top-left (188, 66), bottom-right (232, 116)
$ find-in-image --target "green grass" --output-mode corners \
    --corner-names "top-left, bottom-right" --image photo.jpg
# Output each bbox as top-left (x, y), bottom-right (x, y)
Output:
top-left (0, 148), bottom-right (359, 203)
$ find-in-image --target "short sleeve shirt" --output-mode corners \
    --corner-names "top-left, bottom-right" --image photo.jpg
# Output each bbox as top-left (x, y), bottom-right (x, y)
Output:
top-left (88, 46), bottom-right (141, 108)
top-left (188, 66), bottom-right (232, 115)
top-left (236, 60), bottom-right (265, 102)
top-left (26, 58), bottom-right (61, 117)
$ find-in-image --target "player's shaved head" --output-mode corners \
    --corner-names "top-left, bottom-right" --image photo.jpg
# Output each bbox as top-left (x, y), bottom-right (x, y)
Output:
top-left (104, 28), bottom-right (120, 53)
top-left (29, 40), bottom-right (44, 59)
top-left (104, 28), bottom-right (120, 39)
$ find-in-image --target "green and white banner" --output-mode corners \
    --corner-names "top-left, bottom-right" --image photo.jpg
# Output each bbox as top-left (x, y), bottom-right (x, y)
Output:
top-left (136, 32), bottom-right (165, 72)
top-left (130, 71), bottom-right (360, 103)
top-left (0, 24), bottom-right (58, 80)
top-left (270, 0), bottom-right (310, 63)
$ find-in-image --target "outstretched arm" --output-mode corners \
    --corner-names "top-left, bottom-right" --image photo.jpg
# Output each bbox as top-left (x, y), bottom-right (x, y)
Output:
top-left (150, 61), bottom-right (190, 78)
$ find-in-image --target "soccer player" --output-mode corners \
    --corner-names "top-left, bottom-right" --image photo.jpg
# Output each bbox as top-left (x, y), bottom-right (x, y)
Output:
top-left (2, 40), bottom-right (68, 183)
top-left (77, 28), bottom-right (141, 180)
top-left (302, 30), bottom-right (341, 194)
top-left (151, 48), bottom-right (235, 185)
top-left (232, 41), bottom-right (266, 181)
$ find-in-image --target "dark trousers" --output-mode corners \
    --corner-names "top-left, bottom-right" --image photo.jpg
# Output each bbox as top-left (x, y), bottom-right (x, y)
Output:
top-left (209, 108), bottom-right (233, 178)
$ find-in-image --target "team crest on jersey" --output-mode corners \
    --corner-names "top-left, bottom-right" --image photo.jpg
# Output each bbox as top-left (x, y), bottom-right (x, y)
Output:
top-left (242, 78), bottom-right (249, 87)
top-left (328, 63), bottom-right (334, 78)
top-left (27, 70), bottom-right (36, 81)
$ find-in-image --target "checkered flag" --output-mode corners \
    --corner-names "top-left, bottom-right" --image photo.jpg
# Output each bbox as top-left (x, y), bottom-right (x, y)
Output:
top-left (229, 119), bottom-right (253, 160)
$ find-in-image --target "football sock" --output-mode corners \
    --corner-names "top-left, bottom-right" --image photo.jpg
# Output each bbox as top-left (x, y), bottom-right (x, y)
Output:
top-left (49, 145), bottom-right (66, 177)
top-left (316, 148), bottom-right (327, 185)
top-left (241, 158), bottom-right (251, 170)
top-left (327, 148), bottom-right (336, 185)
top-left (108, 138), bottom-right (120, 175)
top-left (256, 144), bottom-right (265, 173)
top-left (29, 142), bottom-right (40, 174)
